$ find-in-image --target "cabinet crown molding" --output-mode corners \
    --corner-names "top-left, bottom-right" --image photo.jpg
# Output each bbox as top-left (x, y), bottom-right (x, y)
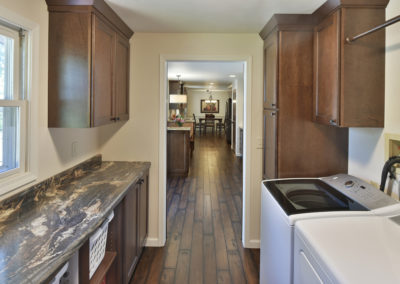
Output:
top-left (45, 0), bottom-right (134, 39)
top-left (259, 14), bottom-right (314, 40)
top-left (259, 0), bottom-right (390, 39)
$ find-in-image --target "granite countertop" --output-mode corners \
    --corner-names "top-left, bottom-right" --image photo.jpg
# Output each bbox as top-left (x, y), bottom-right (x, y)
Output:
top-left (0, 160), bottom-right (150, 283)
top-left (167, 127), bottom-right (191, 131)
top-left (167, 119), bottom-right (195, 123)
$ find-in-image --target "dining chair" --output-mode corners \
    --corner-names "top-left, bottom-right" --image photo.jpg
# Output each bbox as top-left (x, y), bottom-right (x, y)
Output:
top-left (193, 114), bottom-right (202, 135)
top-left (203, 114), bottom-right (215, 135)
top-left (216, 117), bottom-right (225, 135)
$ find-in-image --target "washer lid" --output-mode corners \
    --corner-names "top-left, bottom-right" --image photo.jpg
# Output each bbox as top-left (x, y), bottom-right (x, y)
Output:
top-left (264, 179), bottom-right (368, 215)
top-left (295, 215), bottom-right (400, 283)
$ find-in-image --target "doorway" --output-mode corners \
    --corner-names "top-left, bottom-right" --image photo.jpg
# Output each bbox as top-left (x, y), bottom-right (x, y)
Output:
top-left (159, 59), bottom-right (259, 282)
top-left (158, 55), bottom-right (255, 250)
top-left (165, 60), bottom-right (245, 234)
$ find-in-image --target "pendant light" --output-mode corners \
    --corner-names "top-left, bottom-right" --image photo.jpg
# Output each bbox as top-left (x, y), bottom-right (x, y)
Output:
top-left (170, 74), bottom-right (187, 103)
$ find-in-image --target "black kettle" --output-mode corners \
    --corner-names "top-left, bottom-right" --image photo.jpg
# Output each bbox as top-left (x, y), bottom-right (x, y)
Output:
top-left (380, 156), bottom-right (400, 192)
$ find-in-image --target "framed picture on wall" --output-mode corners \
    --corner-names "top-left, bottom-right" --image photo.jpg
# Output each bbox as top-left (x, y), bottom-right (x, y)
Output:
top-left (201, 100), bottom-right (219, 113)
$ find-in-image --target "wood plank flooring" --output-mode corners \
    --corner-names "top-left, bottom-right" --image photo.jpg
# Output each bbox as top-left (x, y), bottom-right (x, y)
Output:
top-left (131, 134), bottom-right (260, 284)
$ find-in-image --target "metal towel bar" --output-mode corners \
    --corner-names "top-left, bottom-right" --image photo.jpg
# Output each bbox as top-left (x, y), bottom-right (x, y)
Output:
top-left (346, 15), bottom-right (400, 43)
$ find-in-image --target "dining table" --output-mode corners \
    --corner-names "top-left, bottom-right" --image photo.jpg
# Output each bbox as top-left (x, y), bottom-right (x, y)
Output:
top-left (198, 117), bottom-right (223, 135)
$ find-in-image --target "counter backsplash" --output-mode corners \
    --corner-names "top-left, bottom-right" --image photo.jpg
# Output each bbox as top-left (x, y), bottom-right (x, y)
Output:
top-left (0, 155), bottom-right (102, 222)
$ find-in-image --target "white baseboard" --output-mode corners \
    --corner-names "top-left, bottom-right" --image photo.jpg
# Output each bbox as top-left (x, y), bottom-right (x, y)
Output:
top-left (243, 239), bottom-right (260, 249)
top-left (145, 237), bottom-right (165, 247)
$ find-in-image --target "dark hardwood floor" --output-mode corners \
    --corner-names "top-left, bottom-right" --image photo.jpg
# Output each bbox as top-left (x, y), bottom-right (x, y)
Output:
top-left (131, 133), bottom-right (260, 284)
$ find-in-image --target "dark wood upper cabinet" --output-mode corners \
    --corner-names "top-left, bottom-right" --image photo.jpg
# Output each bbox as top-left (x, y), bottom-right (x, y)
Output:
top-left (114, 33), bottom-right (130, 122)
top-left (263, 33), bottom-right (278, 109)
top-left (46, 0), bottom-right (133, 128)
top-left (92, 15), bottom-right (115, 127)
top-left (313, 0), bottom-right (389, 127)
top-left (314, 10), bottom-right (340, 126)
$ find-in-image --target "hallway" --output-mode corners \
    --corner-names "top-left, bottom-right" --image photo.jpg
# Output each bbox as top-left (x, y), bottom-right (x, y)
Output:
top-left (131, 134), bottom-right (260, 283)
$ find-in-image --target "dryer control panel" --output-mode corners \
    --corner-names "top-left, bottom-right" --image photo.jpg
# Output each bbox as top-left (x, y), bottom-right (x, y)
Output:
top-left (321, 174), bottom-right (398, 210)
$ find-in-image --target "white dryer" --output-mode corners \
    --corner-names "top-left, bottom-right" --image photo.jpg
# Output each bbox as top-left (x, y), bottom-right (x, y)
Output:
top-left (260, 174), bottom-right (398, 284)
top-left (294, 214), bottom-right (400, 284)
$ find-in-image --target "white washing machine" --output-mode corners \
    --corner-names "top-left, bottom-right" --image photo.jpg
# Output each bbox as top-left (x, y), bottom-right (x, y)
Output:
top-left (260, 174), bottom-right (399, 284)
top-left (294, 213), bottom-right (400, 284)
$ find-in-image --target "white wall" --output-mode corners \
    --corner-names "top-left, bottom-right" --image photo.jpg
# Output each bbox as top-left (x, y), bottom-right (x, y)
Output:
top-left (0, 0), bottom-right (106, 199)
top-left (233, 76), bottom-right (244, 155)
top-left (348, 0), bottom-right (400, 197)
top-left (101, 33), bottom-right (263, 247)
top-left (187, 89), bottom-right (229, 119)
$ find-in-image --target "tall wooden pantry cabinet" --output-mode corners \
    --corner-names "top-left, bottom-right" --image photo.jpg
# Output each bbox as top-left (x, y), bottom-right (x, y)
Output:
top-left (260, 15), bottom-right (349, 179)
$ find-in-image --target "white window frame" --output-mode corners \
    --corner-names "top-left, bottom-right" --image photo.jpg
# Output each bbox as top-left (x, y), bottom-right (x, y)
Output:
top-left (0, 16), bottom-right (34, 196)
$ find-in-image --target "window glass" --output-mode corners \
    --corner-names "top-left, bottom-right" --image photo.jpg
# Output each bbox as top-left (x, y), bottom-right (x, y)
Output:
top-left (0, 24), bottom-right (25, 180)
top-left (0, 106), bottom-right (19, 172)
top-left (0, 33), bottom-right (14, 100)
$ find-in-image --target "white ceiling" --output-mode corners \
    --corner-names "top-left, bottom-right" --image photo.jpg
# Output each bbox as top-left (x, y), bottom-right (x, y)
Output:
top-left (168, 61), bottom-right (244, 87)
top-left (105, 0), bottom-right (325, 33)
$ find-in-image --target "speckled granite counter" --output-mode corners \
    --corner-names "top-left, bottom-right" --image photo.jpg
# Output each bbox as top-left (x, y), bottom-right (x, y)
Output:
top-left (167, 127), bottom-right (191, 131)
top-left (0, 156), bottom-right (150, 283)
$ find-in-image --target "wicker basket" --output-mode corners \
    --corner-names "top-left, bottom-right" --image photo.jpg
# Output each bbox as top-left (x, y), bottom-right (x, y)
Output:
top-left (89, 211), bottom-right (114, 279)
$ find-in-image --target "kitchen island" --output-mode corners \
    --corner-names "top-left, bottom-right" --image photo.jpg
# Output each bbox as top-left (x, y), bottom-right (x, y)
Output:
top-left (167, 127), bottom-right (191, 177)
top-left (0, 156), bottom-right (150, 283)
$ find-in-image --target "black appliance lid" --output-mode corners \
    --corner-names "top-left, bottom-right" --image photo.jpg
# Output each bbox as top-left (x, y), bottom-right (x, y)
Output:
top-left (264, 179), bottom-right (368, 215)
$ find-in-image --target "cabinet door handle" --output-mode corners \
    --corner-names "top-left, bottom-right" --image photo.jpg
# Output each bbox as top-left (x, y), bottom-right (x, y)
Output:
top-left (329, 119), bottom-right (337, 125)
top-left (271, 112), bottom-right (276, 116)
top-left (271, 103), bottom-right (276, 107)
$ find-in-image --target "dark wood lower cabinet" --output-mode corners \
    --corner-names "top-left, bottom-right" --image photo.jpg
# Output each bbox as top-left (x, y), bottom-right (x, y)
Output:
top-left (123, 183), bottom-right (139, 283)
top-left (79, 170), bottom-right (149, 284)
top-left (138, 174), bottom-right (149, 255)
top-left (167, 129), bottom-right (191, 177)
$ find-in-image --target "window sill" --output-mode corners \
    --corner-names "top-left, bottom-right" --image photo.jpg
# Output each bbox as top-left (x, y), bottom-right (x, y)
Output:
top-left (0, 172), bottom-right (37, 198)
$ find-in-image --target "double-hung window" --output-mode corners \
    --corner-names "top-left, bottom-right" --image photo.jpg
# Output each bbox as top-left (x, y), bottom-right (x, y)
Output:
top-left (0, 23), bottom-right (27, 180)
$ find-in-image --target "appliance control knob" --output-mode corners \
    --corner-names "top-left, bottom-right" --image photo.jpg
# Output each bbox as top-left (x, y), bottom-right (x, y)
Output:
top-left (345, 180), bottom-right (354, 188)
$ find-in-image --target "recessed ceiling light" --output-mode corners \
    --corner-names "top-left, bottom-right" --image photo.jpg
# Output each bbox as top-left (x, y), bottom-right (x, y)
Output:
top-left (229, 74), bottom-right (236, 78)
top-left (209, 83), bottom-right (214, 85)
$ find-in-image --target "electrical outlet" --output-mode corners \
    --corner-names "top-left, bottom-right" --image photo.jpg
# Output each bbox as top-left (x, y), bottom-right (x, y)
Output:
top-left (256, 138), bottom-right (263, 149)
top-left (71, 141), bottom-right (78, 157)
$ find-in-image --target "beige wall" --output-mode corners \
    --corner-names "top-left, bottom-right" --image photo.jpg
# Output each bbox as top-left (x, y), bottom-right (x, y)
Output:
top-left (0, 0), bottom-right (105, 199)
top-left (101, 33), bottom-right (264, 246)
top-left (348, 0), bottom-right (400, 195)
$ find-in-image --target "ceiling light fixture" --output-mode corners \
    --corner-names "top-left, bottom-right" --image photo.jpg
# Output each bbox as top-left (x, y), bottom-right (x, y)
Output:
top-left (229, 74), bottom-right (236, 78)
top-left (205, 89), bottom-right (217, 103)
top-left (170, 74), bottom-right (187, 103)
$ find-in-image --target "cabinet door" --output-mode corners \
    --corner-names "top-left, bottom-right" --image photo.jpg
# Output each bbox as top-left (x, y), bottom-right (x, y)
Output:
top-left (114, 33), bottom-right (130, 121)
top-left (263, 32), bottom-right (278, 109)
top-left (123, 184), bottom-right (139, 283)
top-left (138, 175), bottom-right (148, 255)
top-left (263, 109), bottom-right (277, 179)
top-left (92, 15), bottom-right (115, 127)
top-left (313, 10), bottom-right (340, 126)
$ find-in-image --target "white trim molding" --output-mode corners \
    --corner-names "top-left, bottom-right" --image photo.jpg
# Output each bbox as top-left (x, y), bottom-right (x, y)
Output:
top-left (0, 4), bottom-right (40, 197)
